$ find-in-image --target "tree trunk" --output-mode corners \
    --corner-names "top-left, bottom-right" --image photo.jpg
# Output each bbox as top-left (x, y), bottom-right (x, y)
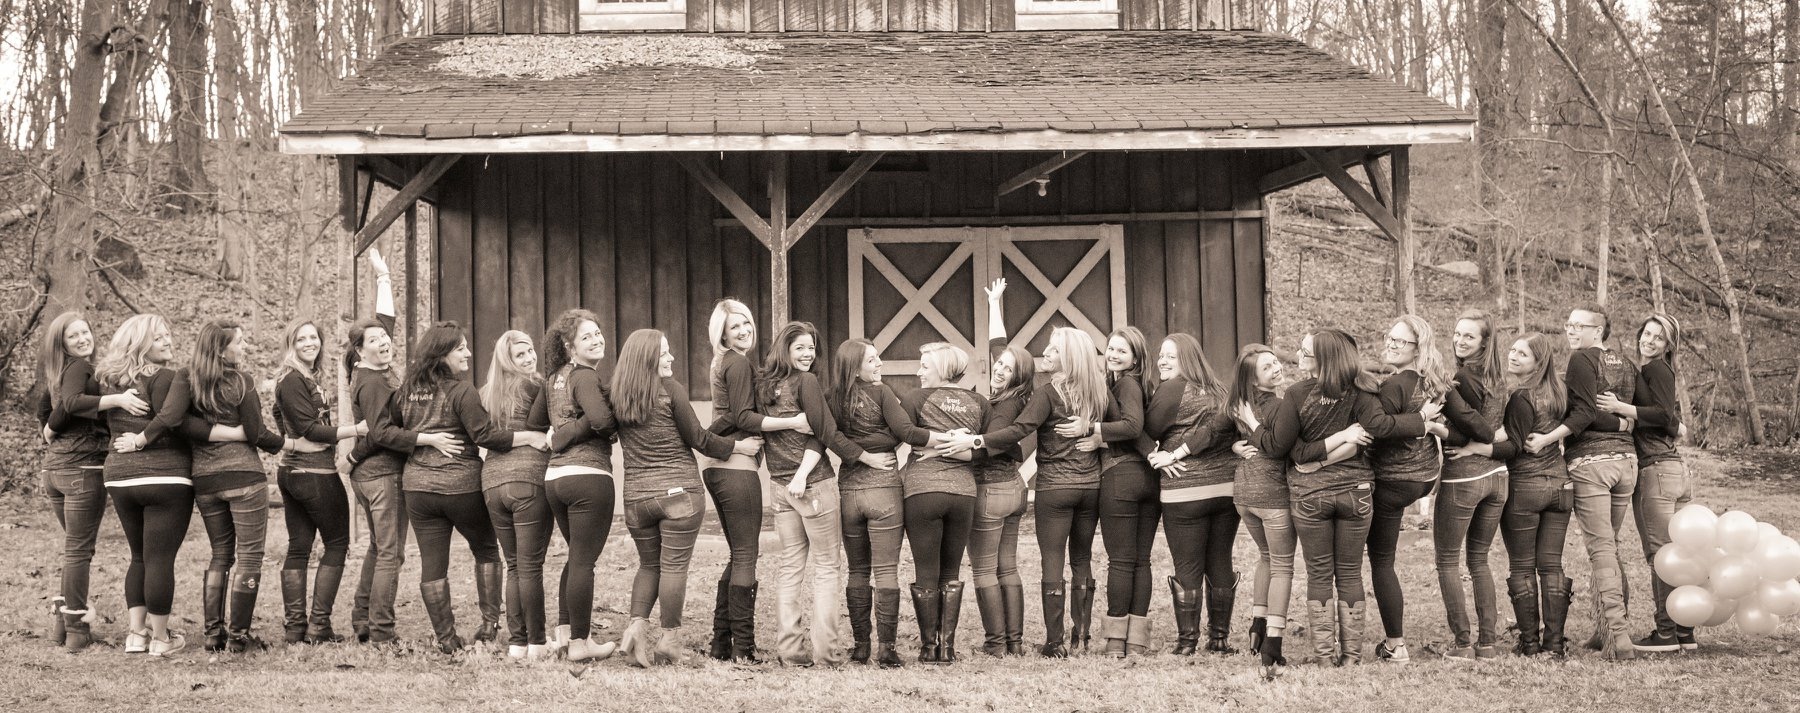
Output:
top-left (162, 0), bottom-right (212, 214)
top-left (1598, 0), bottom-right (1766, 444)
top-left (43, 0), bottom-right (115, 317)
top-left (1410, 0), bottom-right (1428, 92)
top-left (1785, 0), bottom-right (1798, 170)
top-left (291, 0), bottom-right (326, 110)
top-left (97, 0), bottom-right (163, 161)
top-left (212, 0), bottom-right (245, 141)
top-left (1472, 0), bottom-right (1507, 301)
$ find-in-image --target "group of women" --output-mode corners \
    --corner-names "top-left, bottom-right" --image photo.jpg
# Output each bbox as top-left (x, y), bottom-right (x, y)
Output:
top-left (36, 249), bottom-right (1693, 672)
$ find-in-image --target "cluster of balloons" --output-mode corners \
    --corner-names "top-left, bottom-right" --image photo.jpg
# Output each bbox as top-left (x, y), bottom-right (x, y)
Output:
top-left (1657, 505), bottom-right (1800, 634)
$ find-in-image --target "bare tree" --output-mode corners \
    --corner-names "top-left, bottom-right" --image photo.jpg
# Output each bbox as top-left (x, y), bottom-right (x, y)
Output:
top-left (162, 0), bottom-right (212, 213)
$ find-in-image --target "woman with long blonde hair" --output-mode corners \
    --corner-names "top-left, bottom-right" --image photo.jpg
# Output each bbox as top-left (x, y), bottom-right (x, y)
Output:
top-left (945, 326), bottom-right (1108, 657)
top-left (479, 330), bottom-right (555, 659)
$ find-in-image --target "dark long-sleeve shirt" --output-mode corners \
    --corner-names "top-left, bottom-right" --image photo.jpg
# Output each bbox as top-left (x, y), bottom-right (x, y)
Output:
top-left (977, 337), bottom-right (1031, 485)
top-left (897, 386), bottom-right (988, 498)
top-left (982, 383), bottom-right (1100, 492)
top-left (273, 370), bottom-right (340, 472)
top-left (759, 372), bottom-right (837, 484)
top-left (832, 381), bottom-right (932, 491)
top-left (1441, 367), bottom-right (1509, 481)
top-left (38, 357), bottom-right (108, 471)
top-left (619, 378), bottom-right (737, 503)
top-left (1252, 378), bottom-right (1428, 500)
top-left (1368, 370), bottom-right (1442, 483)
top-left (1144, 376), bottom-right (1237, 498)
top-left (1234, 389), bottom-right (1289, 509)
top-left (1632, 359), bottom-right (1682, 466)
top-left (348, 365), bottom-right (413, 482)
top-left (1560, 347), bottom-right (1635, 462)
top-left (1097, 376), bottom-right (1154, 472)
top-left (102, 368), bottom-right (193, 485)
top-left (482, 380), bottom-right (551, 490)
top-left (707, 350), bottom-right (767, 438)
top-left (388, 379), bottom-right (515, 495)
top-left (182, 373), bottom-right (284, 493)
top-left (546, 362), bottom-right (616, 473)
top-left (1491, 389), bottom-right (1569, 481)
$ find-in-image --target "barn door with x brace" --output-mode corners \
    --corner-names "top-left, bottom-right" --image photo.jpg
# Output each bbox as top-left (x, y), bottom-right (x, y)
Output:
top-left (848, 225), bottom-right (1127, 392)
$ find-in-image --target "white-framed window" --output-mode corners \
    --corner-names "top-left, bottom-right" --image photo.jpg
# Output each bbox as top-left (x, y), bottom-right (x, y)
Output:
top-left (579, 0), bottom-right (687, 31)
top-left (1014, 0), bottom-right (1120, 30)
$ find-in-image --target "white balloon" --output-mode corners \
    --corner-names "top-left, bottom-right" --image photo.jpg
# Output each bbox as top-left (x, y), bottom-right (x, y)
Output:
top-left (1757, 522), bottom-right (1784, 543)
top-left (1716, 511), bottom-right (1762, 556)
top-left (1758, 536), bottom-right (1800, 582)
top-left (1670, 505), bottom-right (1720, 550)
top-left (1755, 578), bottom-right (1800, 618)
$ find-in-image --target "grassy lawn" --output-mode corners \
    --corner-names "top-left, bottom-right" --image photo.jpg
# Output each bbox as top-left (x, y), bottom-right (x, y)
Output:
top-left (3, 450), bottom-right (1799, 711)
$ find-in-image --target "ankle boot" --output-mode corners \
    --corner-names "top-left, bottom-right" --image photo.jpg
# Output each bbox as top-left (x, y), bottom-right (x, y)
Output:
top-left (1068, 580), bottom-right (1095, 652)
top-left (62, 607), bottom-right (96, 653)
top-left (1259, 624), bottom-right (1288, 674)
top-left (653, 625), bottom-right (687, 666)
top-left (1508, 574), bottom-right (1541, 656)
top-left (421, 579), bottom-right (463, 654)
top-left (1001, 584), bottom-right (1026, 656)
top-left (910, 584), bottom-right (942, 663)
top-left (621, 616), bottom-right (655, 668)
top-left (1205, 572), bottom-right (1240, 654)
top-left (939, 582), bottom-right (964, 664)
top-left (567, 635), bottom-right (617, 662)
top-left (305, 565), bottom-right (345, 643)
top-left (1168, 577), bottom-right (1201, 655)
top-left (709, 577), bottom-right (733, 661)
top-left (50, 596), bottom-right (66, 646)
top-left (1307, 600), bottom-right (1337, 664)
top-left (548, 624), bottom-right (571, 658)
top-left (875, 587), bottom-right (904, 668)
top-left (976, 586), bottom-right (1007, 657)
top-left (1248, 616), bottom-right (1267, 654)
top-left (846, 585), bottom-right (874, 664)
top-left (203, 568), bottom-right (229, 652)
top-left (1336, 601), bottom-right (1365, 666)
top-left (1541, 576), bottom-right (1574, 659)
top-left (473, 562), bottom-right (504, 644)
top-left (1039, 583), bottom-right (1069, 658)
top-left (280, 569), bottom-right (308, 644)
top-left (727, 583), bottom-right (763, 664)
top-left (1126, 614), bottom-right (1153, 657)
top-left (1101, 615), bottom-right (1130, 658)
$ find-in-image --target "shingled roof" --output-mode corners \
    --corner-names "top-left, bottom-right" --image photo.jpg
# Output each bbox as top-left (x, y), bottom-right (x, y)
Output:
top-left (279, 31), bottom-right (1473, 153)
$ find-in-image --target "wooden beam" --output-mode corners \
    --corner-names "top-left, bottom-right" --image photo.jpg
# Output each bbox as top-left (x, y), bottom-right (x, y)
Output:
top-left (675, 154), bottom-right (775, 248)
top-left (784, 152), bottom-right (883, 249)
top-left (337, 157), bottom-right (359, 231)
top-left (403, 203), bottom-right (418, 349)
top-left (355, 167), bottom-right (376, 230)
top-left (280, 122), bottom-right (1477, 155)
top-left (713, 210), bottom-right (1264, 230)
top-left (1256, 146), bottom-right (1382, 195)
top-left (1301, 148), bottom-right (1407, 242)
top-left (769, 153), bottom-right (791, 328)
top-left (1393, 146), bottom-right (1417, 315)
top-left (996, 151), bottom-right (1089, 197)
top-left (352, 154), bottom-right (460, 256)
top-left (1362, 156), bottom-right (1388, 208)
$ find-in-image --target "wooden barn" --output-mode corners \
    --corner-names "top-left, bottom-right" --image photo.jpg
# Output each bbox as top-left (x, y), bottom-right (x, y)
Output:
top-left (278, 0), bottom-right (1473, 397)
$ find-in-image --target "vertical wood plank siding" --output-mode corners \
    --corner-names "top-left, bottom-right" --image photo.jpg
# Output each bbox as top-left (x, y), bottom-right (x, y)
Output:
top-left (434, 0), bottom-right (1210, 32)
top-left (434, 151), bottom-right (1268, 396)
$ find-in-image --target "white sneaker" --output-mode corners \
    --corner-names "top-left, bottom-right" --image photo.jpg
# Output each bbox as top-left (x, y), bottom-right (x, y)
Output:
top-left (1375, 641), bottom-right (1410, 664)
top-left (527, 644), bottom-right (549, 660)
top-left (149, 634), bottom-right (187, 657)
top-left (508, 645), bottom-right (529, 659)
top-left (124, 629), bottom-right (151, 654)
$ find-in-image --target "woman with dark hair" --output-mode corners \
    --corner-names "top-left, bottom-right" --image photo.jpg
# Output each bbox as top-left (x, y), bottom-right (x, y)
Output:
top-left (1365, 315), bottom-right (1453, 664)
top-left (1466, 333), bottom-right (1574, 657)
top-left (1437, 310), bottom-right (1512, 661)
top-left (1077, 325), bottom-right (1160, 659)
top-left (823, 337), bottom-right (920, 667)
top-left (346, 249), bottom-right (461, 645)
top-left (1227, 342), bottom-right (1293, 673)
top-left (1250, 329), bottom-right (1429, 666)
top-left (180, 319), bottom-right (327, 652)
top-left (542, 309), bottom-right (620, 662)
top-left (898, 342), bottom-right (988, 664)
top-left (759, 321), bottom-right (845, 667)
top-left (381, 321), bottom-right (546, 654)
top-left (1598, 314), bottom-right (1692, 654)
top-left (611, 329), bottom-right (762, 667)
top-left (944, 326), bottom-right (1109, 657)
top-left (480, 330), bottom-right (553, 660)
top-left (967, 279), bottom-right (1034, 658)
top-left (702, 298), bottom-right (811, 663)
top-left (1144, 334), bottom-right (1239, 658)
top-left (98, 314), bottom-right (194, 656)
top-left (272, 318), bottom-right (369, 645)
top-left (36, 312), bottom-right (149, 652)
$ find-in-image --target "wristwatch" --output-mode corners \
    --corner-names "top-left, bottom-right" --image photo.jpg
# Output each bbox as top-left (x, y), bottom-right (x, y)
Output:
top-left (971, 435), bottom-right (986, 450)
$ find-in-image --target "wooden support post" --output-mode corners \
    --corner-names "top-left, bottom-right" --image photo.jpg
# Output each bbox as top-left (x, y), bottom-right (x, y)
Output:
top-left (1256, 146), bottom-right (1378, 195)
top-left (787, 152), bottom-right (883, 244)
top-left (353, 154), bottom-right (460, 256)
top-left (404, 203), bottom-right (418, 349)
top-left (675, 155), bottom-right (774, 246)
top-left (769, 153), bottom-right (790, 328)
top-left (1393, 146), bottom-right (1416, 315)
top-left (1300, 148), bottom-right (1407, 242)
top-left (1362, 156), bottom-right (1388, 208)
top-left (997, 151), bottom-right (1089, 197)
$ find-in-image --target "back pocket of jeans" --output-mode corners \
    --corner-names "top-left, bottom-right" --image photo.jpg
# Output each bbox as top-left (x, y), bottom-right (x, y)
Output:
top-left (659, 490), bottom-right (701, 521)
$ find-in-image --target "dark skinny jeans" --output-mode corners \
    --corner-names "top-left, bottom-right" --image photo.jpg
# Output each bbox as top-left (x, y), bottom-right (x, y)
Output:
top-left (43, 469), bottom-right (107, 613)
top-left (406, 490), bottom-right (502, 583)
top-left (1501, 474), bottom-right (1573, 590)
top-left (841, 486), bottom-right (905, 590)
top-left (626, 490), bottom-right (706, 628)
top-left (905, 492), bottom-right (975, 587)
top-left (1162, 496), bottom-right (1239, 591)
top-left (486, 481), bottom-right (553, 646)
top-left (279, 467), bottom-right (352, 569)
top-left (1034, 487), bottom-right (1099, 586)
top-left (111, 483), bottom-right (195, 616)
top-left (548, 473), bottom-right (616, 639)
top-left (703, 467), bottom-right (762, 588)
top-left (1367, 478), bottom-right (1434, 639)
top-left (1098, 462), bottom-right (1160, 616)
top-left (1293, 485), bottom-right (1373, 603)
top-left (1434, 471), bottom-right (1508, 647)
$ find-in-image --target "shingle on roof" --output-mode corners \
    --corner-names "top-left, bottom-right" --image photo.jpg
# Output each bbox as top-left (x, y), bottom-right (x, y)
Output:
top-left (280, 31), bottom-right (1473, 139)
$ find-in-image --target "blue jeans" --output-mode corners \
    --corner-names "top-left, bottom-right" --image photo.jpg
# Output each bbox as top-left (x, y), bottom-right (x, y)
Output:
top-left (1501, 475), bottom-right (1573, 583)
top-left (770, 478), bottom-right (844, 663)
top-left (197, 482), bottom-right (270, 586)
top-left (1292, 485), bottom-right (1373, 603)
top-left (625, 489), bottom-right (706, 628)
top-left (350, 475), bottom-right (409, 642)
top-left (841, 486), bottom-right (905, 590)
top-left (1570, 457), bottom-right (1638, 639)
top-left (43, 468), bottom-right (107, 613)
top-left (486, 482), bottom-right (552, 645)
top-left (971, 478), bottom-right (1027, 589)
top-left (1434, 471), bottom-right (1508, 647)
top-left (1237, 504), bottom-right (1296, 626)
top-left (1634, 460), bottom-right (1692, 638)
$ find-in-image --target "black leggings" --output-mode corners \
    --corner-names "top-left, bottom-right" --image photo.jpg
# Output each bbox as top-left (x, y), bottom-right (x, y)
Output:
top-left (406, 490), bottom-right (501, 583)
top-left (111, 483), bottom-right (195, 616)
top-left (1099, 462), bottom-right (1160, 616)
top-left (1162, 496), bottom-right (1240, 591)
top-left (1368, 479), bottom-right (1435, 639)
top-left (548, 473), bottom-right (616, 639)
top-left (703, 467), bottom-right (762, 588)
top-left (1034, 488), bottom-right (1099, 586)
top-left (279, 467), bottom-right (352, 569)
top-left (904, 492), bottom-right (974, 587)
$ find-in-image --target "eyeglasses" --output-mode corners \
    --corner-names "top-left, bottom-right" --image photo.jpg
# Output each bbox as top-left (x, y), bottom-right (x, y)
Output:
top-left (1565, 322), bottom-right (1601, 332)
top-left (1384, 337), bottom-right (1417, 349)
